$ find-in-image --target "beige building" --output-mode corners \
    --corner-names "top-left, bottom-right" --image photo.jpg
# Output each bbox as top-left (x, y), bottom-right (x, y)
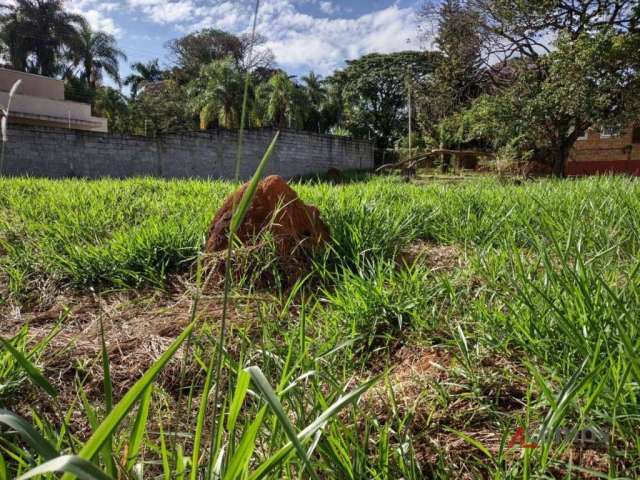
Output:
top-left (0, 68), bottom-right (107, 132)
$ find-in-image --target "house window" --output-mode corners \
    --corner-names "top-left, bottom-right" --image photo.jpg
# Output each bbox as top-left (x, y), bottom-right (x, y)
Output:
top-left (632, 126), bottom-right (640, 144)
top-left (600, 127), bottom-right (621, 138)
top-left (577, 130), bottom-right (588, 141)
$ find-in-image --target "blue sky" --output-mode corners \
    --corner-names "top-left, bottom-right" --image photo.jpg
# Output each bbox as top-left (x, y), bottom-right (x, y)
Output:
top-left (69, 0), bottom-right (428, 79)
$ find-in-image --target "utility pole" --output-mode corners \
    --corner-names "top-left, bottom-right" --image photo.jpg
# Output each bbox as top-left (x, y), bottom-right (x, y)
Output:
top-left (408, 80), bottom-right (412, 159)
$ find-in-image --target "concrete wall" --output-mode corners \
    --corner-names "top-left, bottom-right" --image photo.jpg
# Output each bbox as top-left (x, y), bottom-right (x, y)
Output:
top-left (2, 125), bottom-right (375, 180)
top-left (0, 68), bottom-right (64, 100)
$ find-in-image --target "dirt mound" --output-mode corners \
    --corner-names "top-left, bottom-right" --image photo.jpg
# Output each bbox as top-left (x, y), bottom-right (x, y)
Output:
top-left (326, 167), bottom-right (343, 183)
top-left (206, 175), bottom-right (330, 257)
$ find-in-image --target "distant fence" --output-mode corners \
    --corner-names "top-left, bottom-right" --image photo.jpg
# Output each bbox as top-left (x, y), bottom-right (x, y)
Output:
top-left (3, 125), bottom-right (375, 180)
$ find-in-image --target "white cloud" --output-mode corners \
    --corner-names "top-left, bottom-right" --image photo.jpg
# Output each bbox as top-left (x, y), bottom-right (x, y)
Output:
top-left (127, 0), bottom-right (194, 24)
top-left (256, 2), bottom-right (421, 75)
top-left (68, 1), bottom-right (122, 36)
top-left (319, 1), bottom-right (335, 15)
top-left (122, 0), bottom-right (422, 75)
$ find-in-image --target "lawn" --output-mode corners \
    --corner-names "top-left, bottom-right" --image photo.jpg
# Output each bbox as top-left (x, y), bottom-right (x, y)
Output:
top-left (0, 174), bottom-right (639, 478)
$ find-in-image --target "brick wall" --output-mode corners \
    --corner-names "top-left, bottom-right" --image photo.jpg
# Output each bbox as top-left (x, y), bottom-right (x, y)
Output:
top-left (2, 126), bottom-right (374, 179)
top-left (568, 125), bottom-right (640, 175)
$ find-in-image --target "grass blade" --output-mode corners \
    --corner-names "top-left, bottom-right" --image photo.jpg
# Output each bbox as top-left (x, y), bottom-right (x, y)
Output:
top-left (98, 317), bottom-right (116, 478)
top-left (0, 337), bottom-right (57, 398)
top-left (16, 455), bottom-right (111, 480)
top-left (230, 131), bottom-right (280, 234)
top-left (223, 407), bottom-right (267, 480)
top-left (0, 411), bottom-right (58, 460)
top-left (61, 321), bottom-right (195, 480)
top-left (245, 366), bottom-right (319, 479)
top-left (191, 351), bottom-right (216, 480)
top-left (249, 375), bottom-right (378, 480)
top-left (226, 369), bottom-right (251, 433)
top-left (126, 385), bottom-right (153, 471)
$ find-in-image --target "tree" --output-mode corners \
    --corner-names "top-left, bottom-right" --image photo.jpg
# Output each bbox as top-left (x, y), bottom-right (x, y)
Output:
top-left (190, 59), bottom-right (247, 130)
top-left (469, 0), bottom-right (638, 68)
top-left (0, 0), bottom-right (86, 76)
top-left (129, 80), bottom-right (194, 136)
top-left (459, 0), bottom-right (640, 175)
top-left (93, 86), bottom-right (129, 133)
top-left (418, 1), bottom-right (484, 134)
top-left (301, 72), bottom-right (327, 133)
top-left (461, 31), bottom-right (640, 175)
top-left (255, 72), bottom-right (305, 130)
top-left (125, 59), bottom-right (164, 99)
top-left (327, 51), bottom-right (440, 149)
top-left (166, 29), bottom-right (274, 80)
top-left (72, 24), bottom-right (126, 89)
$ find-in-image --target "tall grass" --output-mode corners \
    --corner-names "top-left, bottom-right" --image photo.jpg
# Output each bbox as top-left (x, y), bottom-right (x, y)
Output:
top-left (1, 174), bottom-right (639, 478)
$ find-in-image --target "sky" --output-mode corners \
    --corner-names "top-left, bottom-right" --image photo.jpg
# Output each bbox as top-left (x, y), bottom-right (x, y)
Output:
top-left (68, 0), bottom-right (428, 80)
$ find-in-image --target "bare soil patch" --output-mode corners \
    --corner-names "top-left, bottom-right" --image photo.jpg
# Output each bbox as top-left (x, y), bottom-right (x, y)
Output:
top-left (398, 242), bottom-right (466, 272)
top-left (2, 281), bottom-right (261, 404)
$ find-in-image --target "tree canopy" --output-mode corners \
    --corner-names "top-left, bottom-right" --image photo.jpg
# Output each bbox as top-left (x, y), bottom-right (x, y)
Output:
top-left (328, 51), bottom-right (441, 148)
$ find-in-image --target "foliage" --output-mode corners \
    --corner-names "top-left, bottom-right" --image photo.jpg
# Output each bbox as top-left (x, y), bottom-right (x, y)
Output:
top-left (461, 31), bottom-right (640, 172)
top-left (255, 72), bottom-right (306, 129)
top-left (124, 59), bottom-right (164, 99)
top-left (417, 0), bottom-right (485, 140)
top-left (298, 72), bottom-right (324, 133)
top-left (0, 0), bottom-right (87, 76)
top-left (190, 59), bottom-right (248, 130)
top-left (128, 80), bottom-right (195, 136)
top-left (328, 51), bottom-right (441, 148)
top-left (70, 23), bottom-right (127, 89)
top-left (166, 28), bottom-right (274, 80)
top-left (93, 87), bottom-right (130, 134)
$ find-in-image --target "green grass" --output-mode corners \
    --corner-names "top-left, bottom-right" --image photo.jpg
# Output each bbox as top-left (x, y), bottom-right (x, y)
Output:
top-left (1, 174), bottom-right (639, 478)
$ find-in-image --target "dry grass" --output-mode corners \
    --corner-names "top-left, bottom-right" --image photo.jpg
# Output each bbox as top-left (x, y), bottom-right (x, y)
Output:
top-left (398, 242), bottom-right (466, 272)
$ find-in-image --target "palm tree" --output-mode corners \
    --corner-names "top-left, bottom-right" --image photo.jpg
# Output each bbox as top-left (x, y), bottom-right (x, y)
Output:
top-left (124, 59), bottom-right (164, 99)
top-left (301, 71), bottom-right (327, 132)
top-left (301, 72), bottom-right (326, 107)
top-left (73, 24), bottom-right (127, 89)
top-left (192, 59), bottom-right (247, 130)
top-left (256, 72), bottom-right (304, 129)
top-left (94, 87), bottom-right (129, 133)
top-left (0, 0), bottom-right (86, 77)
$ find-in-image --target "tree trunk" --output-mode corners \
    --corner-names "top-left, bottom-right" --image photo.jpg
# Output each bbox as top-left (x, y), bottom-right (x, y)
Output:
top-left (552, 144), bottom-right (569, 178)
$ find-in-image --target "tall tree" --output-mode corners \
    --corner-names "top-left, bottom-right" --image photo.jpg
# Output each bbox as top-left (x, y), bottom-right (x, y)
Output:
top-left (190, 58), bottom-right (247, 130)
top-left (327, 51), bottom-right (440, 149)
top-left (166, 29), bottom-right (274, 80)
top-left (93, 86), bottom-right (129, 133)
top-left (255, 72), bottom-right (304, 129)
top-left (418, 0), bottom-right (484, 131)
top-left (124, 59), bottom-right (164, 99)
top-left (0, 0), bottom-right (86, 76)
top-left (462, 31), bottom-right (640, 175)
top-left (461, 0), bottom-right (640, 175)
top-left (301, 71), bottom-right (327, 133)
top-left (72, 24), bottom-right (126, 89)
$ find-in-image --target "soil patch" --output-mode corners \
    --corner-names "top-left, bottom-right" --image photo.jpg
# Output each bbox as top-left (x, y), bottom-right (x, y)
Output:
top-left (398, 242), bottom-right (465, 272)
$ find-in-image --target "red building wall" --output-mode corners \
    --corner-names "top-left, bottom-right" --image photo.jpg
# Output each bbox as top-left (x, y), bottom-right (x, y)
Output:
top-left (567, 125), bottom-right (640, 176)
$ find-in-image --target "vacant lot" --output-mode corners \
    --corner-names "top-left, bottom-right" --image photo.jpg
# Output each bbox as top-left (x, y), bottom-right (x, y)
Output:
top-left (1, 175), bottom-right (639, 478)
